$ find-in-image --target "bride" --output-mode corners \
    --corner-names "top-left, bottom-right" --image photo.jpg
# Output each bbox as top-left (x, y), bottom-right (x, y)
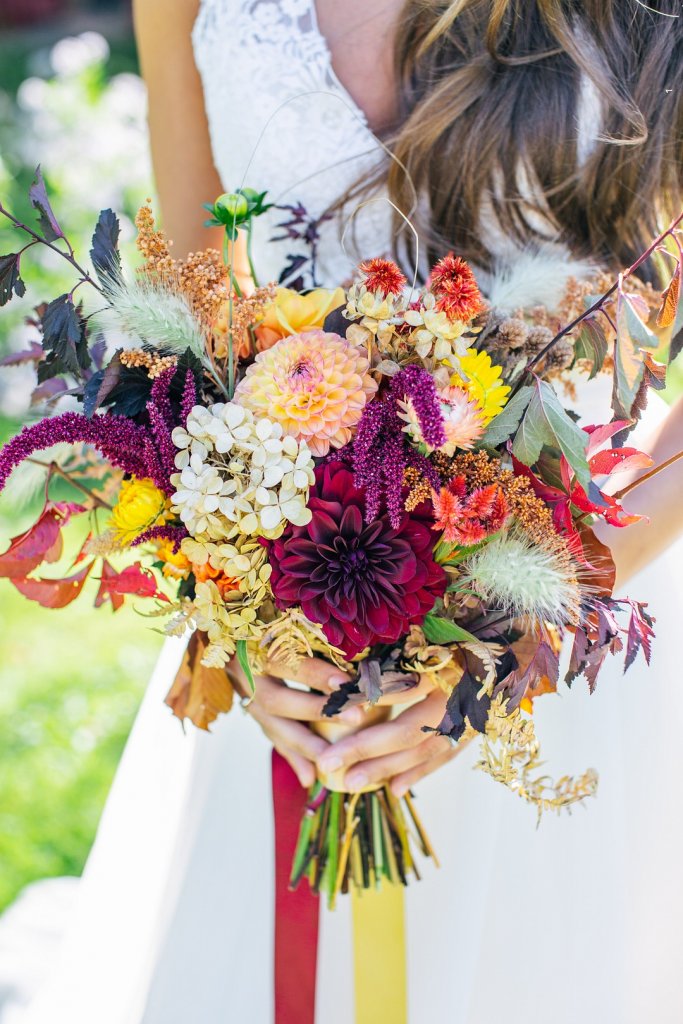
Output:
top-left (4, 1), bottom-right (683, 1022)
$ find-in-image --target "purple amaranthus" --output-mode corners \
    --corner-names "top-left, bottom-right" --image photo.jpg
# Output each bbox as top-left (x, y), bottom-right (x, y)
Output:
top-left (352, 365), bottom-right (446, 527)
top-left (0, 412), bottom-right (155, 495)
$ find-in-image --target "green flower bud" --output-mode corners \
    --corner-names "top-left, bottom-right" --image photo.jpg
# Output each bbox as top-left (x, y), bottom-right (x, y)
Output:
top-left (214, 192), bottom-right (249, 222)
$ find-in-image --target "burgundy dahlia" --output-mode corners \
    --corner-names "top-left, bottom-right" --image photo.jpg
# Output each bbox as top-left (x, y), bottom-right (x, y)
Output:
top-left (269, 462), bottom-right (446, 659)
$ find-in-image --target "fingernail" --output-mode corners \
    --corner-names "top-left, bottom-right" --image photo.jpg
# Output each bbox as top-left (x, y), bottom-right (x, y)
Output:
top-left (392, 783), bottom-right (407, 798)
top-left (346, 771), bottom-right (369, 791)
top-left (328, 673), bottom-right (347, 690)
top-left (318, 754), bottom-right (343, 772)
top-left (339, 707), bottom-right (363, 725)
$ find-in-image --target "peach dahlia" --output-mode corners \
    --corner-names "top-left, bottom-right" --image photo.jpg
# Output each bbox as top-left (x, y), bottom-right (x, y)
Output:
top-left (233, 330), bottom-right (377, 457)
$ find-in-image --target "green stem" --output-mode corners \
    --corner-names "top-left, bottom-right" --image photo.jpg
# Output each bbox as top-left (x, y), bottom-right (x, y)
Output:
top-left (27, 458), bottom-right (113, 510)
top-left (325, 791), bottom-right (342, 906)
top-left (290, 783), bottom-right (321, 887)
top-left (246, 222), bottom-right (259, 288)
top-left (222, 231), bottom-right (237, 400)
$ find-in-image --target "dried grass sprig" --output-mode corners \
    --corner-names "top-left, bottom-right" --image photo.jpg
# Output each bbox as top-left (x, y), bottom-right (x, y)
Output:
top-left (477, 694), bottom-right (598, 820)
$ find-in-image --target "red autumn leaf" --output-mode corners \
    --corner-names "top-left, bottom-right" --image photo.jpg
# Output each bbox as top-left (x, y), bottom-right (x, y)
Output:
top-left (504, 637), bottom-right (560, 709)
top-left (511, 454), bottom-right (565, 503)
top-left (568, 478), bottom-right (645, 528)
top-left (624, 600), bottom-right (655, 671)
top-left (95, 561), bottom-right (169, 602)
top-left (575, 523), bottom-right (617, 593)
top-left (0, 501), bottom-right (85, 579)
top-left (94, 559), bottom-right (126, 611)
top-left (588, 447), bottom-right (653, 477)
top-left (583, 421), bottom-right (633, 456)
top-left (11, 561), bottom-right (92, 608)
top-left (72, 532), bottom-right (93, 566)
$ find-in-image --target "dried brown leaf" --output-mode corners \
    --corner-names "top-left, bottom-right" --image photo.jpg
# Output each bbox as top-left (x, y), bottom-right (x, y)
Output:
top-left (165, 631), bottom-right (234, 730)
top-left (656, 264), bottom-right (680, 329)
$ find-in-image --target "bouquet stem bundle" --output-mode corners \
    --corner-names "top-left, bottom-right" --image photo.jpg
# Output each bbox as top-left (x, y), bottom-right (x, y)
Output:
top-left (290, 784), bottom-right (437, 910)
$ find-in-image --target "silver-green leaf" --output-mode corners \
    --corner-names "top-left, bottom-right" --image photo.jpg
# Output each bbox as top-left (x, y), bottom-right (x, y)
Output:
top-left (480, 385), bottom-right (533, 447)
top-left (512, 378), bottom-right (590, 488)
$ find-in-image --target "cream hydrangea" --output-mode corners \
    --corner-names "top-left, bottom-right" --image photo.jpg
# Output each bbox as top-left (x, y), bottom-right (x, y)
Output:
top-left (171, 403), bottom-right (314, 540)
top-left (181, 535), bottom-right (272, 599)
top-left (192, 579), bottom-right (266, 667)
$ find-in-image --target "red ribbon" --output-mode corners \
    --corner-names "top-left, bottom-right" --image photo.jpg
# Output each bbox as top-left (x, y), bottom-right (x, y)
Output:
top-left (272, 750), bottom-right (320, 1024)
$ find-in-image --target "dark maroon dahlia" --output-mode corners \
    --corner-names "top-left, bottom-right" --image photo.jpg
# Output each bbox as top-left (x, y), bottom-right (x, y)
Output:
top-left (269, 462), bottom-right (446, 659)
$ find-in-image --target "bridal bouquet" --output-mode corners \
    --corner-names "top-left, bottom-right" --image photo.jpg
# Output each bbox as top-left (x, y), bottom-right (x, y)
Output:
top-left (1, 172), bottom-right (680, 905)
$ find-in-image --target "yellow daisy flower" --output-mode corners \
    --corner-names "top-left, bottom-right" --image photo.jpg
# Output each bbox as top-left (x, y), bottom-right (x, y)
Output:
top-left (450, 349), bottom-right (510, 424)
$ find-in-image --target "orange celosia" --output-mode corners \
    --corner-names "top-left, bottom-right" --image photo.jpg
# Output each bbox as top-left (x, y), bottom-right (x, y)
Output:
top-left (358, 257), bottom-right (407, 297)
top-left (429, 254), bottom-right (485, 323)
top-left (432, 477), bottom-right (509, 546)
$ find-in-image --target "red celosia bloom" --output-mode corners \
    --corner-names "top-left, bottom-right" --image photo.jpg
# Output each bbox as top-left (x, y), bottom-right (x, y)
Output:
top-left (432, 477), bottom-right (509, 546)
top-left (269, 462), bottom-right (446, 659)
top-left (429, 254), bottom-right (485, 322)
top-left (358, 258), bottom-right (407, 298)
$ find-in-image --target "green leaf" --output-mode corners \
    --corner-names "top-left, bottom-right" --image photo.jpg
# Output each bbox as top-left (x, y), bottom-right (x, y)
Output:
top-left (512, 377), bottom-right (591, 489)
top-left (480, 385), bottom-right (533, 447)
top-left (422, 613), bottom-right (477, 645)
top-left (0, 253), bottom-right (26, 306)
top-left (573, 319), bottom-right (608, 380)
top-left (613, 293), bottom-right (646, 417)
top-left (623, 296), bottom-right (658, 349)
top-left (236, 639), bottom-right (255, 694)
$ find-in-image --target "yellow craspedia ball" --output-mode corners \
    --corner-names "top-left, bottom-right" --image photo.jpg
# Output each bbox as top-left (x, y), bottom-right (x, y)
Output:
top-left (450, 348), bottom-right (510, 424)
top-left (110, 477), bottom-right (169, 546)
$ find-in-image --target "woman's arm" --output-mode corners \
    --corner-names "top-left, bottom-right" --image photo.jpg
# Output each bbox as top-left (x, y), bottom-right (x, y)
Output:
top-left (594, 395), bottom-right (683, 588)
top-left (133, 0), bottom-right (247, 274)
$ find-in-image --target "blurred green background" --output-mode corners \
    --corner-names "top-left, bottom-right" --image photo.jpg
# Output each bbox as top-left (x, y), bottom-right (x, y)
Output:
top-left (0, 5), bottom-right (681, 920)
top-left (0, 7), bottom-right (163, 915)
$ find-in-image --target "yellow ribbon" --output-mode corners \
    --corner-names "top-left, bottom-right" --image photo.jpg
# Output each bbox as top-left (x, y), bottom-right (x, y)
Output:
top-left (351, 883), bottom-right (407, 1024)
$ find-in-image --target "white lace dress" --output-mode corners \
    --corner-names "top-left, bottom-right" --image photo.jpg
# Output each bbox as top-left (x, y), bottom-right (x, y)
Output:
top-left (2, 2), bottom-right (683, 1022)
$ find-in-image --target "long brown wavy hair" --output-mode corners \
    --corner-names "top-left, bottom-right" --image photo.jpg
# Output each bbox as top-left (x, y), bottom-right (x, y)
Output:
top-left (360, 0), bottom-right (683, 282)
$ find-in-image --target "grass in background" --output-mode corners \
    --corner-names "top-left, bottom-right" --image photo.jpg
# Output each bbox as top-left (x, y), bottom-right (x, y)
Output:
top-left (0, 21), bottom-right (159, 913)
top-left (0, 409), bottom-right (163, 911)
top-left (0, 582), bottom-right (162, 911)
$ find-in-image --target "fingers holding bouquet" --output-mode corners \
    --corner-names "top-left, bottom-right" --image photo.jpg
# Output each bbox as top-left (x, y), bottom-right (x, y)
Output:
top-left (315, 685), bottom-right (471, 796)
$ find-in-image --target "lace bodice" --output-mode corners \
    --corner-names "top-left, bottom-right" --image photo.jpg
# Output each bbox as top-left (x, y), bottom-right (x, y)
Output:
top-left (192, 0), bottom-right (394, 288)
top-left (193, 0), bottom-right (602, 310)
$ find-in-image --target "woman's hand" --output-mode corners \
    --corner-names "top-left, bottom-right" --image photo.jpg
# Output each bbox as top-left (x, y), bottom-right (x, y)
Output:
top-left (316, 686), bottom-right (470, 797)
top-left (230, 656), bottom-right (356, 788)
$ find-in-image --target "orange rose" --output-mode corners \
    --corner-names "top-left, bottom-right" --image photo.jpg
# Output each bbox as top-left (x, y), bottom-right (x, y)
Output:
top-left (254, 286), bottom-right (345, 351)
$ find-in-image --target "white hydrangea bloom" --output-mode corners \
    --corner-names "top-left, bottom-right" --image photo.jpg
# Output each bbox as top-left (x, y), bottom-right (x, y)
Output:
top-left (171, 403), bottom-right (314, 540)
